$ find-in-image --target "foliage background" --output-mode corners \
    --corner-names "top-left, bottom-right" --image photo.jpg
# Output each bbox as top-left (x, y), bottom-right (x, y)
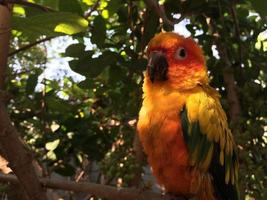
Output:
top-left (3, 0), bottom-right (267, 199)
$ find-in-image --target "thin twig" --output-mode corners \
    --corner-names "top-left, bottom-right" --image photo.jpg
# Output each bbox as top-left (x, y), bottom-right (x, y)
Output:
top-left (84, 0), bottom-right (100, 19)
top-left (4, 0), bottom-right (54, 12)
top-left (75, 170), bottom-right (85, 182)
top-left (143, 0), bottom-right (175, 28)
top-left (143, 0), bottom-right (185, 29)
top-left (8, 36), bottom-right (54, 57)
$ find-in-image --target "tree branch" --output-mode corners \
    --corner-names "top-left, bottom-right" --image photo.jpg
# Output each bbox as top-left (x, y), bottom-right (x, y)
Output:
top-left (84, 0), bottom-right (100, 19)
top-left (143, 0), bottom-right (179, 28)
top-left (229, 3), bottom-right (243, 69)
top-left (213, 1), bottom-right (241, 123)
top-left (216, 41), bottom-right (241, 123)
top-left (8, 36), bottom-right (54, 57)
top-left (4, 0), bottom-right (54, 12)
top-left (0, 4), bottom-right (47, 200)
top-left (0, 173), bottom-right (165, 200)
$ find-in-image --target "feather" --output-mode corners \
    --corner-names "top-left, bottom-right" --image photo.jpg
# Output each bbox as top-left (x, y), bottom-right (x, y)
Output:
top-left (181, 85), bottom-right (239, 199)
top-left (220, 150), bottom-right (224, 165)
top-left (201, 143), bottom-right (214, 171)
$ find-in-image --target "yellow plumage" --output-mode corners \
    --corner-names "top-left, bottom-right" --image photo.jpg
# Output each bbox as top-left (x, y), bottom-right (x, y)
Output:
top-left (185, 85), bottom-right (238, 178)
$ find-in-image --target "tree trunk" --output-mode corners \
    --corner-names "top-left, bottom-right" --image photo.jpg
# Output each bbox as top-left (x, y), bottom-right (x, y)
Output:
top-left (0, 3), bottom-right (47, 200)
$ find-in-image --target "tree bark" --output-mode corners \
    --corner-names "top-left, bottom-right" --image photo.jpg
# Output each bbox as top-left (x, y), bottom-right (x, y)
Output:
top-left (216, 42), bottom-right (241, 123)
top-left (6, 183), bottom-right (30, 200)
top-left (0, 3), bottom-right (11, 89)
top-left (0, 3), bottom-right (47, 200)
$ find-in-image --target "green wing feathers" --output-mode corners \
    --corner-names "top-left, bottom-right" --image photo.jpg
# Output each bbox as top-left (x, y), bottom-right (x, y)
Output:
top-left (181, 86), bottom-right (239, 200)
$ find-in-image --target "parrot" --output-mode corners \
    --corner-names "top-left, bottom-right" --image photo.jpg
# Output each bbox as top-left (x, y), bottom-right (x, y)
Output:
top-left (137, 32), bottom-right (239, 200)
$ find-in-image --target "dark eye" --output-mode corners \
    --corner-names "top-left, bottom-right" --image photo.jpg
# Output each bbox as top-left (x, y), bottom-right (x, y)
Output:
top-left (175, 47), bottom-right (187, 60)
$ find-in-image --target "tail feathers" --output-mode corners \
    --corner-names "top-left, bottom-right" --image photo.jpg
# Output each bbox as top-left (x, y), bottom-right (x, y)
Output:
top-left (197, 174), bottom-right (217, 200)
top-left (195, 173), bottom-right (239, 200)
top-left (210, 143), bottom-right (240, 200)
top-left (213, 179), bottom-right (240, 200)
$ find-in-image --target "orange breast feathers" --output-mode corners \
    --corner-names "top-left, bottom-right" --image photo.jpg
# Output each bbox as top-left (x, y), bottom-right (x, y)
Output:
top-left (137, 76), bottom-right (216, 199)
top-left (137, 75), bottom-right (201, 196)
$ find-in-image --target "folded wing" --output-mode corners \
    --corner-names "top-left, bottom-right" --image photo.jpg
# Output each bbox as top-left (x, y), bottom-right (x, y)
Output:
top-left (181, 86), bottom-right (239, 200)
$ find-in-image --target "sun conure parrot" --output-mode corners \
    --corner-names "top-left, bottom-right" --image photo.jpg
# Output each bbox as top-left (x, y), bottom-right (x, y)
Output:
top-left (137, 32), bottom-right (239, 200)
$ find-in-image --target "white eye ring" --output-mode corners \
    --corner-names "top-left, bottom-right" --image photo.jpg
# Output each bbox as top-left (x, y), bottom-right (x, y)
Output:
top-left (175, 47), bottom-right (187, 60)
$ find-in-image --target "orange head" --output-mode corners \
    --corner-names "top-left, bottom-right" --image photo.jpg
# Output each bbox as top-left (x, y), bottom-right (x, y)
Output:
top-left (146, 32), bottom-right (209, 90)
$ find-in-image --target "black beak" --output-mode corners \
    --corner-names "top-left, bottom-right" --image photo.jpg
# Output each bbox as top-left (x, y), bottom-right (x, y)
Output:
top-left (147, 51), bottom-right (168, 83)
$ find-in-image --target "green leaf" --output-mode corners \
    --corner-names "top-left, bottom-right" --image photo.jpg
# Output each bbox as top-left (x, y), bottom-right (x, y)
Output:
top-left (26, 74), bottom-right (39, 95)
top-left (124, 58), bottom-right (146, 71)
top-left (35, 0), bottom-right (59, 10)
top-left (77, 79), bottom-right (94, 89)
top-left (48, 100), bottom-right (72, 113)
top-left (237, 7), bottom-right (249, 19)
top-left (58, 0), bottom-right (83, 15)
top-left (251, 0), bottom-right (267, 18)
top-left (106, 0), bottom-right (123, 16)
top-left (47, 151), bottom-right (57, 160)
top-left (108, 65), bottom-right (124, 85)
top-left (24, 1), bottom-right (58, 17)
top-left (70, 56), bottom-right (106, 77)
top-left (69, 51), bottom-right (120, 78)
top-left (45, 139), bottom-right (60, 151)
top-left (24, 0), bottom-right (58, 16)
top-left (13, 5), bottom-right (25, 16)
top-left (117, 5), bottom-right (127, 23)
top-left (83, 0), bottom-right (95, 6)
top-left (65, 43), bottom-right (86, 57)
top-left (91, 15), bottom-right (106, 47)
top-left (55, 164), bottom-right (76, 176)
top-left (24, 7), bottom-right (43, 17)
top-left (12, 12), bottom-right (88, 40)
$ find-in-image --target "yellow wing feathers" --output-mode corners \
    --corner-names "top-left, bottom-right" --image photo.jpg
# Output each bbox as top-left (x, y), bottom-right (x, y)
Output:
top-left (184, 85), bottom-right (238, 185)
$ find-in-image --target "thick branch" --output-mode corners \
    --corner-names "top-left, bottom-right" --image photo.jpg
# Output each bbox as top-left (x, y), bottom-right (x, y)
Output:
top-left (0, 4), bottom-right (47, 200)
top-left (0, 173), bottom-right (164, 200)
top-left (209, 5), bottom-right (241, 123)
